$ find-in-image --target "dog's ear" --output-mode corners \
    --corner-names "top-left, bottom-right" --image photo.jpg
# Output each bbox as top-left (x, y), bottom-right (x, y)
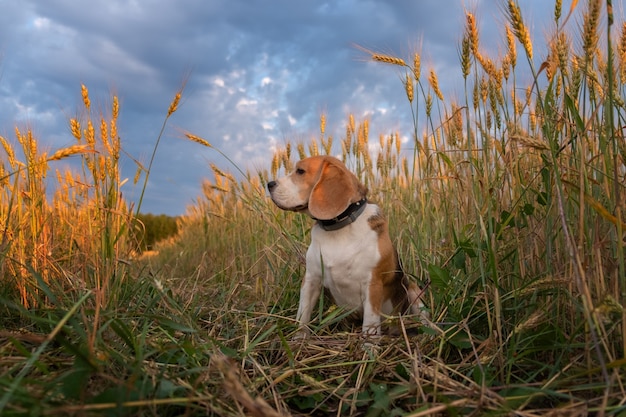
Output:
top-left (309, 159), bottom-right (364, 220)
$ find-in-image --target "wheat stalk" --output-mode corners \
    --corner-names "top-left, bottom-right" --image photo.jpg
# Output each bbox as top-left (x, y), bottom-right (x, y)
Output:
top-left (48, 145), bottom-right (91, 161)
top-left (581, 0), bottom-right (601, 60)
top-left (81, 84), bottom-right (91, 111)
top-left (111, 95), bottom-right (119, 120)
top-left (404, 73), bottom-right (414, 103)
top-left (619, 22), bottom-right (626, 83)
top-left (296, 142), bottom-right (306, 160)
top-left (461, 35), bottom-right (472, 79)
top-left (507, 0), bottom-right (533, 60)
top-left (133, 165), bottom-right (142, 185)
top-left (84, 120), bottom-right (96, 148)
top-left (319, 113), bottom-right (326, 137)
top-left (70, 118), bottom-right (82, 141)
top-left (167, 91), bottom-right (182, 116)
top-left (284, 142), bottom-right (291, 160)
top-left (371, 53), bottom-right (406, 67)
top-left (184, 133), bottom-right (212, 148)
top-left (428, 69), bottom-right (444, 101)
top-left (513, 310), bottom-right (545, 334)
top-left (0, 135), bottom-right (16, 167)
top-left (466, 12), bottom-right (479, 57)
top-left (270, 153), bottom-right (280, 178)
top-left (505, 25), bottom-right (517, 69)
top-left (413, 52), bottom-right (421, 81)
top-left (510, 133), bottom-right (549, 150)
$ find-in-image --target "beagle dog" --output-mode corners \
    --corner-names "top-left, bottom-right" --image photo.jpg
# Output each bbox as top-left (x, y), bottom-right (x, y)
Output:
top-left (267, 155), bottom-right (427, 337)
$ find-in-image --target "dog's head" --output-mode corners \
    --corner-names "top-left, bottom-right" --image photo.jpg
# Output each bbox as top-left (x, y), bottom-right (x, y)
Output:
top-left (267, 156), bottom-right (367, 220)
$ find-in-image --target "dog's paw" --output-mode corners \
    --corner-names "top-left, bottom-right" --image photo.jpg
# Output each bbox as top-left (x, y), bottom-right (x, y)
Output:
top-left (360, 336), bottom-right (381, 354)
top-left (417, 309), bottom-right (434, 330)
top-left (292, 327), bottom-right (311, 341)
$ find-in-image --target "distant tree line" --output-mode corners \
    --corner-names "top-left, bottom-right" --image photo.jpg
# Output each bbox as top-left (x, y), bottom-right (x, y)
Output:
top-left (133, 213), bottom-right (179, 251)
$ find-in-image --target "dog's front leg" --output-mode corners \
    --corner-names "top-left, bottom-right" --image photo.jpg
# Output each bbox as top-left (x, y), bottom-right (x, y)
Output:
top-left (294, 270), bottom-right (322, 339)
top-left (362, 291), bottom-right (382, 337)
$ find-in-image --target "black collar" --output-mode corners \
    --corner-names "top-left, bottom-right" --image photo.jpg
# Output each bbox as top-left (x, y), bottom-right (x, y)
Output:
top-left (316, 198), bottom-right (367, 231)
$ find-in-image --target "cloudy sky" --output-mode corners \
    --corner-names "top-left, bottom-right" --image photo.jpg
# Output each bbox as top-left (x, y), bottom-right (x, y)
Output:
top-left (0, 1), bottom-right (571, 215)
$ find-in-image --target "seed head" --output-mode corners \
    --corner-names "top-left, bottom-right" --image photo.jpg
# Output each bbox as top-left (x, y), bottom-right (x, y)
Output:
top-left (372, 53), bottom-right (406, 67)
top-left (49, 145), bottom-right (90, 161)
top-left (81, 84), bottom-right (91, 111)
top-left (426, 92), bottom-right (433, 116)
top-left (271, 152), bottom-right (280, 178)
top-left (395, 131), bottom-right (401, 154)
top-left (556, 32), bottom-right (570, 73)
top-left (112, 96), bottom-right (119, 120)
top-left (554, 0), bottom-right (562, 23)
top-left (466, 12), bottom-right (479, 56)
top-left (210, 163), bottom-right (227, 179)
top-left (357, 124), bottom-right (367, 156)
top-left (404, 73), bottom-right (414, 103)
top-left (70, 118), bottom-right (82, 141)
top-left (168, 91), bottom-right (182, 116)
top-left (362, 119), bottom-right (369, 142)
top-left (85, 120), bottom-right (95, 147)
top-left (184, 133), bottom-right (212, 147)
top-left (461, 36), bottom-right (472, 79)
top-left (514, 310), bottom-right (545, 334)
top-left (133, 165), bottom-right (143, 185)
top-left (502, 55), bottom-right (511, 80)
top-left (506, 25), bottom-right (517, 68)
top-left (507, 0), bottom-right (533, 60)
top-left (620, 22), bottom-right (626, 83)
top-left (100, 118), bottom-right (110, 151)
top-left (0, 135), bottom-right (16, 167)
top-left (110, 119), bottom-right (118, 145)
top-left (428, 69), bottom-right (444, 101)
top-left (413, 53), bottom-right (421, 81)
top-left (582, 0), bottom-right (601, 59)
top-left (297, 142), bottom-right (306, 160)
top-left (322, 135), bottom-right (333, 155)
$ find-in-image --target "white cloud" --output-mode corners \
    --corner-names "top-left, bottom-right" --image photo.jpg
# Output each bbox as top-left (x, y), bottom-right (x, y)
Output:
top-left (0, 0), bottom-right (559, 214)
top-left (236, 98), bottom-right (258, 110)
top-left (32, 17), bottom-right (51, 29)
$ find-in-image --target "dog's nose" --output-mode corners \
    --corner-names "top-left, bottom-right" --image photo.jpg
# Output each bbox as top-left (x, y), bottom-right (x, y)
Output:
top-left (267, 181), bottom-right (277, 192)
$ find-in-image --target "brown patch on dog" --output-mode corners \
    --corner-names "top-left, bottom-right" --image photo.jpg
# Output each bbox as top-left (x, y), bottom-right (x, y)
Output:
top-left (367, 211), bottom-right (413, 315)
top-left (308, 157), bottom-right (366, 220)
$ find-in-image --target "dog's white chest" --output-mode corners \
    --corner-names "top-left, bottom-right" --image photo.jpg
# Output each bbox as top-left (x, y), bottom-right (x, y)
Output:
top-left (306, 205), bottom-right (381, 311)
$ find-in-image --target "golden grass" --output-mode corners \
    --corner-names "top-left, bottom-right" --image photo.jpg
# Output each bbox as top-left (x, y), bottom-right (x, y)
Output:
top-left (0, 84), bottom-right (178, 313)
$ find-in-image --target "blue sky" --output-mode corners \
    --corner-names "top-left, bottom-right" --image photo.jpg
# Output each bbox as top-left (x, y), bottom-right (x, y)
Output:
top-left (0, 1), bottom-right (571, 215)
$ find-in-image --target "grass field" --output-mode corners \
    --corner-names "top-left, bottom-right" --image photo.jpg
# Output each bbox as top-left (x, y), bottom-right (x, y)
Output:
top-left (2, 1), bottom-right (626, 415)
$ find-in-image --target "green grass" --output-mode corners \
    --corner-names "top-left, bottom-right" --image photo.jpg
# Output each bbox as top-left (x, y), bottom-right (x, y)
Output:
top-left (2, 1), bottom-right (626, 415)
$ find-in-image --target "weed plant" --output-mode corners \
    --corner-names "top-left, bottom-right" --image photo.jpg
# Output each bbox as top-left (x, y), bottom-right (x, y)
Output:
top-left (1, 1), bottom-right (626, 415)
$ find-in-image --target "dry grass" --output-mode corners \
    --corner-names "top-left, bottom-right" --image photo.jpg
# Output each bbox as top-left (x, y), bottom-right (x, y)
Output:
top-left (2, 1), bottom-right (626, 416)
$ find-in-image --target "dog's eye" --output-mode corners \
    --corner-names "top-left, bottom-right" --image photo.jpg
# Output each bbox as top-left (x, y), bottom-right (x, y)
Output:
top-left (295, 168), bottom-right (305, 175)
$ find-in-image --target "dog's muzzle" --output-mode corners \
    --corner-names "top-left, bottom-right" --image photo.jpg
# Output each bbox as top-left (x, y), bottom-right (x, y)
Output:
top-left (267, 181), bottom-right (308, 212)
